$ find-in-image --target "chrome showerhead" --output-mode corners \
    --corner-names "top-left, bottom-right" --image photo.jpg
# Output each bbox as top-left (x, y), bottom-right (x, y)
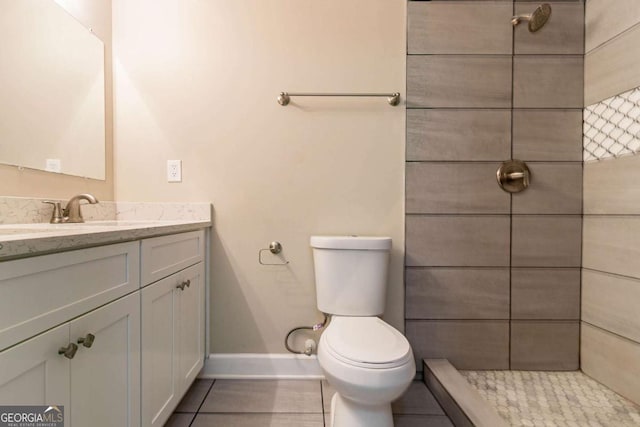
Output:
top-left (512, 3), bottom-right (552, 33)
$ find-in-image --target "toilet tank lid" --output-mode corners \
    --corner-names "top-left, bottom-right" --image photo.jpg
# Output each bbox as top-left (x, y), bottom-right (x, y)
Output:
top-left (310, 236), bottom-right (392, 250)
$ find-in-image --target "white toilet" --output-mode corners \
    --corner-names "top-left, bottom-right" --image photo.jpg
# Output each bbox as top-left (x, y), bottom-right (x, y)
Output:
top-left (310, 235), bottom-right (415, 427)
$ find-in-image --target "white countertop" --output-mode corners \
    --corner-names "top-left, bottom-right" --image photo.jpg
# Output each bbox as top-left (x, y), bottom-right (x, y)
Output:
top-left (0, 219), bottom-right (211, 261)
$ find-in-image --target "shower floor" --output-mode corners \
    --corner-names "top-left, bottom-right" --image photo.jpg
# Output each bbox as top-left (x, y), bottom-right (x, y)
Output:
top-left (460, 370), bottom-right (640, 427)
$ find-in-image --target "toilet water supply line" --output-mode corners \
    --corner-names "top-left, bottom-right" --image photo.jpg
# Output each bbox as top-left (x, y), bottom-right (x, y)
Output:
top-left (285, 314), bottom-right (329, 356)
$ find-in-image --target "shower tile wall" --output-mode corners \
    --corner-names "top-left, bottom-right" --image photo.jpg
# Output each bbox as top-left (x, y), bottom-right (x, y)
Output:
top-left (582, 0), bottom-right (640, 405)
top-left (405, 0), bottom-right (584, 371)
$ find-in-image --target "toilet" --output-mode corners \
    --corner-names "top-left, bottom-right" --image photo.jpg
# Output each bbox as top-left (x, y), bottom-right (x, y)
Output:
top-left (310, 235), bottom-right (415, 427)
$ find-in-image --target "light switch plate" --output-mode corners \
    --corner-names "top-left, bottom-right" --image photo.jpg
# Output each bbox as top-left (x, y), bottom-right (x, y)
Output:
top-left (45, 159), bottom-right (62, 173)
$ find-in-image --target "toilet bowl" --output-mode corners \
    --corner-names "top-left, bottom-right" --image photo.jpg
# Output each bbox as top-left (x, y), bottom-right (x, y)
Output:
top-left (318, 317), bottom-right (415, 427)
top-left (311, 235), bottom-right (415, 427)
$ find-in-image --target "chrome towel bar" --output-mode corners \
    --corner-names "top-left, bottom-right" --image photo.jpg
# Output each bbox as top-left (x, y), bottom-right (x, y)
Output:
top-left (277, 92), bottom-right (400, 106)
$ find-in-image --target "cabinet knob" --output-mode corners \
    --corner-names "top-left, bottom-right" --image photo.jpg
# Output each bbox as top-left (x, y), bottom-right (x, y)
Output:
top-left (58, 343), bottom-right (78, 359)
top-left (176, 280), bottom-right (190, 291)
top-left (77, 333), bottom-right (96, 348)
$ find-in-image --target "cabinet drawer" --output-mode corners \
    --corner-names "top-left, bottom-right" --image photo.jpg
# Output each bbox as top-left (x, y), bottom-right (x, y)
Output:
top-left (141, 230), bottom-right (204, 286)
top-left (0, 241), bottom-right (139, 351)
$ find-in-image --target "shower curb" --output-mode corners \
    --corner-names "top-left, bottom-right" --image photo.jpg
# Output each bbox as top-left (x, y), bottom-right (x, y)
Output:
top-left (423, 359), bottom-right (509, 427)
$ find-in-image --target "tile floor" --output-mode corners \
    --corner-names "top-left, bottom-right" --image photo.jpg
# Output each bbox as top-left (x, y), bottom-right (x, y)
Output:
top-left (164, 379), bottom-right (453, 427)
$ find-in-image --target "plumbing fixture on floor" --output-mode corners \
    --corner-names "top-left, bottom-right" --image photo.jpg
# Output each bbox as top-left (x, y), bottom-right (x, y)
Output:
top-left (311, 235), bottom-right (415, 427)
top-left (258, 241), bottom-right (289, 265)
top-left (284, 314), bottom-right (329, 356)
top-left (511, 3), bottom-right (552, 33)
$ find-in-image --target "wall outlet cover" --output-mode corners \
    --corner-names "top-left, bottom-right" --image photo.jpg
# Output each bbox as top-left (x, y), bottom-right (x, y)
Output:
top-left (167, 160), bottom-right (182, 182)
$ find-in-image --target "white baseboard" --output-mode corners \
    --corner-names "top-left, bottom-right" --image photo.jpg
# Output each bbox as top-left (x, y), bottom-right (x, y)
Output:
top-left (200, 353), bottom-right (325, 379)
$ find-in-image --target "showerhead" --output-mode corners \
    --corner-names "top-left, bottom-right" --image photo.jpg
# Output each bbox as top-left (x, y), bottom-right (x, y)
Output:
top-left (512, 3), bottom-right (552, 33)
top-left (528, 4), bottom-right (552, 32)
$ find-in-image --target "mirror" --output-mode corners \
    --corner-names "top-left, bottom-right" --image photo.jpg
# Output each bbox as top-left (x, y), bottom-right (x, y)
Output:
top-left (0, 0), bottom-right (106, 180)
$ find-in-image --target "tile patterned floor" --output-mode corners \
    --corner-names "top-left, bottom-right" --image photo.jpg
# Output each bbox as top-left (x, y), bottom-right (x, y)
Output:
top-left (164, 379), bottom-right (453, 427)
top-left (461, 370), bottom-right (640, 427)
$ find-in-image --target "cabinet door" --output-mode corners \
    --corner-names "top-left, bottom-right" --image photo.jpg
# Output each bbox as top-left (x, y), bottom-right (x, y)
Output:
top-left (176, 263), bottom-right (205, 392)
top-left (69, 293), bottom-right (140, 427)
top-left (0, 324), bottom-right (70, 412)
top-left (141, 272), bottom-right (179, 427)
top-left (141, 263), bottom-right (205, 427)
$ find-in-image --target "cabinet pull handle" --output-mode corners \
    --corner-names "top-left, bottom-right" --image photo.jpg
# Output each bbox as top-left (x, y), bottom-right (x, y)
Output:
top-left (58, 343), bottom-right (78, 359)
top-left (176, 280), bottom-right (190, 291)
top-left (77, 333), bottom-right (96, 348)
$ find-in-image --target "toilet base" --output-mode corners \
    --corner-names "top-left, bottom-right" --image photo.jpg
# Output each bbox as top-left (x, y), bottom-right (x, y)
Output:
top-left (330, 392), bottom-right (394, 427)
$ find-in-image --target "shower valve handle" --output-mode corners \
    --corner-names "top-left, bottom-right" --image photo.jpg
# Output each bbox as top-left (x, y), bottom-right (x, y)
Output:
top-left (497, 160), bottom-right (530, 193)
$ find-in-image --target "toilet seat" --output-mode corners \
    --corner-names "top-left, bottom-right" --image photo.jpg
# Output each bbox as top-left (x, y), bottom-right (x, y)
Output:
top-left (323, 317), bottom-right (412, 369)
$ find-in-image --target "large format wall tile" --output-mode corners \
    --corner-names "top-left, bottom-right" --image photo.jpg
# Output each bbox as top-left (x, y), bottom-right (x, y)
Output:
top-left (512, 215), bottom-right (582, 267)
top-left (407, 56), bottom-right (512, 108)
top-left (406, 163), bottom-right (509, 214)
top-left (583, 216), bottom-right (640, 278)
top-left (408, 2), bottom-right (513, 55)
top-left (407, 109), bottom-right (511, 161)
top-left (582, 269), bottom-right (640, 343)
top-left (512, 110), bottom-right (583, 161)
top-left (585, 25), bottom-right (640, 105)
top-left (406, 216), bottom-right (510, 267)
top-left (514, 2), bottom-right (584, 55)
top-left (585, 0), bottom-right (640, 53)
top-left (582, 323), bottom-right (640, 405)
top-left (514, 56), bottom-right (583, 108)
top-left (584, 156), bottom-right (640, 215)
top-left (406, 268), bottom-right (510, 320)
top-left (511, 268), bottom-right (580, 320)
top-left (511, 321), bottom-right (579, 370)
top-left (511, 163), bottom-right (582, 214)
top-left (406, 320), bottom-right (509, 370)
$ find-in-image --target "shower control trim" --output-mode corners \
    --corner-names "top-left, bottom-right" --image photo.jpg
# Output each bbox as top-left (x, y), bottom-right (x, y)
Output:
top-left (497, 160), bottom-right (531, 193)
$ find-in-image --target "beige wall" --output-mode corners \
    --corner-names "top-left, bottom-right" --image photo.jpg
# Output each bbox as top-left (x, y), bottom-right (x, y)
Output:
top-left (0, 0), bottom-right (113, 200)
top-left (112, 0), bottom-right (407, 353)
top-left (582, 0), bottom-right (640, 405)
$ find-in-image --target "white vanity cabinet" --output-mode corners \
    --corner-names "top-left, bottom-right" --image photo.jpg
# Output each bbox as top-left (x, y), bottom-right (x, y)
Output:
top-left (0, 293), bottom-right (142, 427)
top-left (0, 324), bottom-right (70, 408)
top-left (0, 242), bottom-right (141, 427)
top-left (140, 232), bottom-right (205, 427)
top-left (0, 228), bottom-right (207, 427)
top-left (69, 292), bottom-right (140, 427)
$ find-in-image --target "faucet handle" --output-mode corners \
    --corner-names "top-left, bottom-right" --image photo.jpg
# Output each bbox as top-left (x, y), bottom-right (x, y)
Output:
top-left (42, 201), bottom-right (63, 223)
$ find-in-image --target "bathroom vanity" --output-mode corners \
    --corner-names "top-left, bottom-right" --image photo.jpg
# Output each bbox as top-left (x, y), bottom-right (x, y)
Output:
top-left (0, 214), bottom-right (210, 427)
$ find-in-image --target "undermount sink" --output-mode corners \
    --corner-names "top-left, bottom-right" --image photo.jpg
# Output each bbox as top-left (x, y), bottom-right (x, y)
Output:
top-left (73, 220), bottom-right (155, 226)
top-left (0, 220), bottom-right (170, 237)
top-left (0, 228), bottom-right (49, 235)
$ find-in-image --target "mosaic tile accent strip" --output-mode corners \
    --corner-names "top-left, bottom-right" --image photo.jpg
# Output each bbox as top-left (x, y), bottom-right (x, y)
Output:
top-left (460, 370), bottom-right (640, 427)
top-left (584, 87), bottom-right (640, 162)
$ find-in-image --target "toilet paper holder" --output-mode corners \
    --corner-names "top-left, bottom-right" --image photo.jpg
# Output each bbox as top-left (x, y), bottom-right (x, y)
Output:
top-left (259, 241), bottom-right (290, 265)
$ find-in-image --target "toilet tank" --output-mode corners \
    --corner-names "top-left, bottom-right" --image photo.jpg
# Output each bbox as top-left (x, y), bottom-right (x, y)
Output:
top-left (310, 236), bottom-right (391, 316)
